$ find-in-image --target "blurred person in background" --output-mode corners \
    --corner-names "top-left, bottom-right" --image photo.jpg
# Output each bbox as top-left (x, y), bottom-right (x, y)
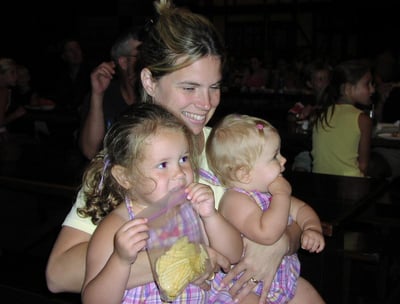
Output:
top-left (78, 26), bottom-right (143, 160)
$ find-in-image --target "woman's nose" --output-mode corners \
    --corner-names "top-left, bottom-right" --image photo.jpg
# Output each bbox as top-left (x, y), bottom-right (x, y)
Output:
top-left (197, 90), bottom-right (211, 110)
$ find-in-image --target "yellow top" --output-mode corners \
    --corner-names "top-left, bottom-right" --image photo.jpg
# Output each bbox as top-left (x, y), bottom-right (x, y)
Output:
top-left (311, 104), bottom-right (364, 177)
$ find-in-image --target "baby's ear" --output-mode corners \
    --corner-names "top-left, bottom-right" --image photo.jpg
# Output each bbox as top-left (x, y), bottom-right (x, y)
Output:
top-left (236, 166), bottom-right (251, 183)
top-left (111, 165), bottom-right (132, 189)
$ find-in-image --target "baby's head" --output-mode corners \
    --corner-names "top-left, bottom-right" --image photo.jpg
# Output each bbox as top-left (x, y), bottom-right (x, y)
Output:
top-left (206, 114), bottom-right (282, 188)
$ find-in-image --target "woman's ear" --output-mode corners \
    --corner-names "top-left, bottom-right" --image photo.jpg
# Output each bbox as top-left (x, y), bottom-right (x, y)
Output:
top-left (111, 165), bottom-right (132, 189)
top-left (141, 68), bottom-right (156, 97)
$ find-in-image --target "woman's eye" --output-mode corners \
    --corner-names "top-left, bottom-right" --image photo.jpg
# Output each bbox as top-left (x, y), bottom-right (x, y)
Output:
top-left (183, 86), bottom-right (195, 91)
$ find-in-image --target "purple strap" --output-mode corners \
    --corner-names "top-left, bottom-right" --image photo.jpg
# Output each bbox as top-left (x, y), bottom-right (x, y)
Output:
top-left (199, 168), bottom-right (221, 186)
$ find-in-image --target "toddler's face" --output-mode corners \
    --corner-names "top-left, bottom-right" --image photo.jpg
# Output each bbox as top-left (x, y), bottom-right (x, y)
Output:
top-left (133, 128), bottom-right (194, 205)
top-left (249, 132), bottom-right (286, 192)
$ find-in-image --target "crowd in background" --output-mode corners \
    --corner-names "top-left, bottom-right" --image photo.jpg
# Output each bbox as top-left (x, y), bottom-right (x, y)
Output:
top-left (1, 24), bottom-right (400, 174)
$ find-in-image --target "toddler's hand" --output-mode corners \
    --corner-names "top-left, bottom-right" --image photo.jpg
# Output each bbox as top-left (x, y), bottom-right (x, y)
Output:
top-left (113, 218), bottom-right (149, 264)
top-left (185, 183), bottom-right (216, 218)
top-left (268, 175), bottom-right (292, 196)
top-left (301, 229), bottom-right (325, 253)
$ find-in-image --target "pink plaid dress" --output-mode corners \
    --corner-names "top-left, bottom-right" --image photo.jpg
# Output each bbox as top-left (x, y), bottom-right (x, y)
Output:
top-left (123, 198), bottom-right (235, 303)
top-left (223, 188), bottom-right (300, 304)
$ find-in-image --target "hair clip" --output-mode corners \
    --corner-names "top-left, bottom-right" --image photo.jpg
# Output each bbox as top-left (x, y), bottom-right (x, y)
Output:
top-left (98, 155), bottom-right (111, 192)
top-left (256, 124), bottom-right (264, 130)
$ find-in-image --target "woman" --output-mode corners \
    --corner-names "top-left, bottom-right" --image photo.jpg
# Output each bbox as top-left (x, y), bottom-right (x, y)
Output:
top-left (46, 1), bottom-right (301, 303)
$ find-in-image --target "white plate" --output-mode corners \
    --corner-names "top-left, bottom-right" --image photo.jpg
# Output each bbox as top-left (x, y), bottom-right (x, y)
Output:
top-left (377, 133), bottom-right (400, 141)
top-left (25, 104), bottom-right (55, 111)
top-left (25, 105), bottom-right (41, 110)
top-left (40, 105), bottom-right (56, 111)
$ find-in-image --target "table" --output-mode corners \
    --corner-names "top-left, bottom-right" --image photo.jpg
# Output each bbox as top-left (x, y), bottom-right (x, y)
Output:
top-left (284, 171), bottom-right (389, 303)
top-left (372, 135), bottom-right (400, 149)
top-left (285, 171), bottom-right (388, 236)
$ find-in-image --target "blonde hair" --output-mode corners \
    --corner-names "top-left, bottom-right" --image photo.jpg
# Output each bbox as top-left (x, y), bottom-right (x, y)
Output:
top-left (206, 114), bottom-right (277, 186)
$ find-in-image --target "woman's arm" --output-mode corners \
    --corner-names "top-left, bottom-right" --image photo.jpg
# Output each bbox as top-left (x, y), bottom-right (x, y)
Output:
top-left (45, 226), bottom-right (90, 293)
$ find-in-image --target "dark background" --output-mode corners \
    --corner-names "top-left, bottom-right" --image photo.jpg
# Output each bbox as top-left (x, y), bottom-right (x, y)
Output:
top-left (1, 0), bottom-right (399, 89)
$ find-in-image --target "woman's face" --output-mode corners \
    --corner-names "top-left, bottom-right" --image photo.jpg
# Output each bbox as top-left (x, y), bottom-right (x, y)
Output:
top-left (151, 56), bottom-right (222, 135)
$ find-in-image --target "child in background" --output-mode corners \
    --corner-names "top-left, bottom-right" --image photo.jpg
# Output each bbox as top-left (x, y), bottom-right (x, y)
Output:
top-left (206, 114), bottom-right (325, 304)
top-left (288, 59), bottom-right (332, 121)
top-left (80, 103), bottom-right (242, 304)
top-left (0, 58), bottom-right (27, 142)
top-left (311, 60), bottom-right (375, 177)
top-left (15, 65), bottom-right (39, 107)
top-left (289, 60), bottom-right (332, 172)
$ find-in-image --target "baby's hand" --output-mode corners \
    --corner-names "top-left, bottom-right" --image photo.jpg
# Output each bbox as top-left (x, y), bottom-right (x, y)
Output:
top-left (185, 183), bottom-right (216, 218)
top-left (301, 229), bottom-right (325, 253)
top-left (268, 175), bottom-right (292, 196)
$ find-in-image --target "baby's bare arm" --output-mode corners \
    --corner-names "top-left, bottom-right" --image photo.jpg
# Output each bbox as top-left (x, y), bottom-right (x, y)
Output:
top-left (290, 196), bottom-right (325, 253)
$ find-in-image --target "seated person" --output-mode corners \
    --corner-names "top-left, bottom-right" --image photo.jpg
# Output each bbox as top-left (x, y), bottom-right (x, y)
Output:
top-left (288, 60), bottom-right (331, 172)
top-left (0, 57), bottom-right (27, 142)
top-left (78, 26), bottom-right (143, 160)
top-left (241, 56), bottom-right (270, 92)
top-left (311, 60), bottom-right (374, 177)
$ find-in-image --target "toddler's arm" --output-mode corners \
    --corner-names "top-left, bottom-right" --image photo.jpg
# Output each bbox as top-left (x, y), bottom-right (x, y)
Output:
top-left (290, 196), bottom-right (325, 253)
top-left (186, 183), bottom-right (243, 264)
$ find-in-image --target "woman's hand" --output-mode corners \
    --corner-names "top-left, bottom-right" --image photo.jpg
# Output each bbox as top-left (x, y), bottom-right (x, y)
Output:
top-left (222, 234), bottom-right (289, 304)
top-left (192, 246), bottom-right (230, 291)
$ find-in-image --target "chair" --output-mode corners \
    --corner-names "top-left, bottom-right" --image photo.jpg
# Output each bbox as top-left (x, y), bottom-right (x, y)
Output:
top-left (339, 212), bottom-right (400, 304)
